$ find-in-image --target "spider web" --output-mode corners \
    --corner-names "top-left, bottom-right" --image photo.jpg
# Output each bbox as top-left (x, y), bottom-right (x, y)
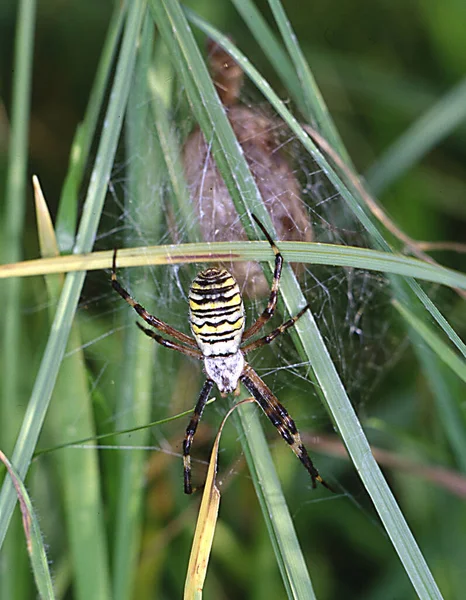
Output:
top-left (72, 57), bottom-right (406, 499)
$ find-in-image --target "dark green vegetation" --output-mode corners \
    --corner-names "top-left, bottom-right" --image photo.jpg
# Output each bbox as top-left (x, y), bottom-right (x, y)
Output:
top-left (0, 1), bottom-right (465, 599)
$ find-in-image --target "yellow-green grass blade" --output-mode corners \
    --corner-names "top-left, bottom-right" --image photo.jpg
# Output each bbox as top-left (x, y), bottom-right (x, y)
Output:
top-left (49, 326), bottom-right (112, 600)
top-left (3, 241), bottom-right (465, 291)
top-left (0, 0), bottom-right (147, 552)
top-left (36, 172), bottom-right (112, 599)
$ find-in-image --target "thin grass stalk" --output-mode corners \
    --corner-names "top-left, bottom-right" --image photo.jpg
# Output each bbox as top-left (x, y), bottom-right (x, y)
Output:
top-left (267, 0), bottom-right (351, 163)
top-left (56, 1), bottom-right (127, 251)
top-left (112, 16), bottom-right (157, 599)
top-left (229, 0), bottom-right (304, 107)
top-left (1, 0), bottom-right (37, 597)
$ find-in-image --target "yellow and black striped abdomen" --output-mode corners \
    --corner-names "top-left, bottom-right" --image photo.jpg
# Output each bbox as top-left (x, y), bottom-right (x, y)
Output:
top-left (189, 268), bottom-right (245, 357)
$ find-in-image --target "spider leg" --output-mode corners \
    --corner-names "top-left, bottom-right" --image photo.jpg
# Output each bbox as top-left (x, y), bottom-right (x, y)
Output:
top-left (241, 304), bottom-right (309, 355)
top-left (135, 323), bottom-right (202, 359)
top-left (183, 379), bottom-right (215, 494)
top-left (240, 364), bottom-right (333, 491)
top-left (242, 215), bottom-right (283, 341)
top-left (111, 249), bottom-right (198, 348)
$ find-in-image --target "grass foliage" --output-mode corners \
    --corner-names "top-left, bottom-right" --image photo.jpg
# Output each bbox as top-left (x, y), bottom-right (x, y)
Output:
top-left (1, 1), bottom-right (465, 598)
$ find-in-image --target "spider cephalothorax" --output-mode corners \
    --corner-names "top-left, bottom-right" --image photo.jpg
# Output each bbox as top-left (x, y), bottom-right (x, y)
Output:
top-left (111, 216), bottom-right (331, 494)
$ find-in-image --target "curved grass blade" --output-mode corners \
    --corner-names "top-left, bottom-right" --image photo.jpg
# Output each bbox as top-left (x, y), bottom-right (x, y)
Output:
top-left (0, 450), bottom-right (55, 600)
top-left (2, 242), bottom-right (466, 292)
top-left (35, 177), bottom-right (112, 599)
top-left (184, 399), bottom-right (256, 600)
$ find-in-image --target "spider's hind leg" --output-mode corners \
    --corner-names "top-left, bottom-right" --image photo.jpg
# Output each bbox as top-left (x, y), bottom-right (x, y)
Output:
top-left (241, 365), bottom-right (333, 492)
top-left (183, 379), bottom-right (215, 494)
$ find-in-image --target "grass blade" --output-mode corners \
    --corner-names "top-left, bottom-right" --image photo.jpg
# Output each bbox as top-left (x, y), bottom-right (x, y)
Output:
top-left (367, 76), bottom-right (466, 194)
top-left (1, 0), bottom-right (37, 597)
top-left (35, 177), bottom-right (112, 599)
top-left (2, 241), bottom-right (465, 291)
top-left (112, 15), bottom-right (157, 599)
top-left (0, 451), bottom-right (55, 600)
top-left (393, 300), bottom-right (466, 385)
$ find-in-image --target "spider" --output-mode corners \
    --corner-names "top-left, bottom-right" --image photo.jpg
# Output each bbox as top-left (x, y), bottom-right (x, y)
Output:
top-left (111, 215), bottom-right (331, 494)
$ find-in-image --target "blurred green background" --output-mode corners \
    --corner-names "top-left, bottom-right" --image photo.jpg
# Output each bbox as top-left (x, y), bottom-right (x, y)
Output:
top-left (1, 1), bottom-right (465, 599)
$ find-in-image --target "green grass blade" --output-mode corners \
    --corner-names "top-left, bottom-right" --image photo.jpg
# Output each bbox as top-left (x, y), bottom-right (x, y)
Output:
top-left (1, 0), bottom-right (37, 597)
top-left (233, 399), bottom-right (317, 599)
top-left (367, 76), bottom-right (466, 194)
top-left (1, 0), bottom-right (35, 265)
top-left (415, 343), bottom-right (466, 474)
top-left (267, 0), bottom-right (350, 162)
top-left (56, 1), bottom-right (127, 251)
top-left (393, 300), bottom-right (466, 385)
top-left (50, 328), bottom-right (112, 600)
top-left (0, 0), bottom-right (147, 551)
top-left (112, 16), bottom-right (157, 600)
top-left (0, 451), bottom-right (55, 600)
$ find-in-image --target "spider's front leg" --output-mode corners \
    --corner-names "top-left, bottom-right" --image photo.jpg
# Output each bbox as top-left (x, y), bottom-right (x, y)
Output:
top-left (111, 249), bottom-right (199, 349)
top-left (183, 379), bottom-right (214, 494)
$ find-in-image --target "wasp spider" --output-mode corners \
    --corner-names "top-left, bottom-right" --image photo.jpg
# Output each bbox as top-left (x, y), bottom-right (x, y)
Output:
top-left (111, 216), bottom-right (331, 494)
